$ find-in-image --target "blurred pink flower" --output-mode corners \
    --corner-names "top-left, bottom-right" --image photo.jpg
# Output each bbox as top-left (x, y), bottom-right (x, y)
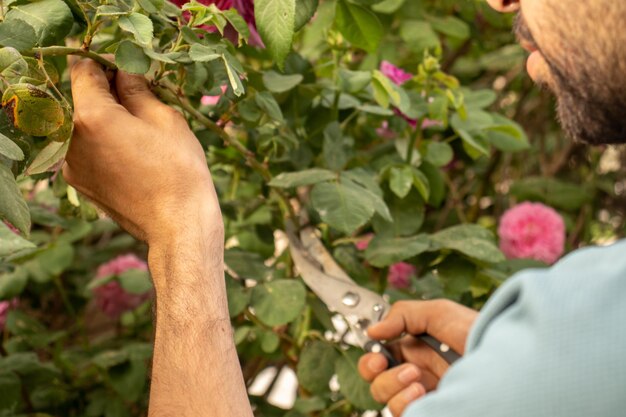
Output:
top-left (201, 85), bottom-right (228, 106)
top-left (94, 254), bottom-right (151, 318)
top-left (171, 0), bottom-right (263, 47)
top-left (387, 262), bottom-right (416, 289)
top-left (380, 61), bottom-right (413, 85)
top-left (498, 202), bottom-right (565, 265)
top-left (0, 299), bottom-right (18, 330)
top-left (355, 233), bottom-right (374, 251)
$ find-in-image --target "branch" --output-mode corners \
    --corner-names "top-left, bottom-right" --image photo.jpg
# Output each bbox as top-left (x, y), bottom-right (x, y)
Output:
top-left (31, 46), bottom-right (117, 70)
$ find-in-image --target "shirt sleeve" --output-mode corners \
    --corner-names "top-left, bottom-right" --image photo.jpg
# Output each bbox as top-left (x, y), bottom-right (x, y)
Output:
top-left (402, 240), bottom-right (626, 417)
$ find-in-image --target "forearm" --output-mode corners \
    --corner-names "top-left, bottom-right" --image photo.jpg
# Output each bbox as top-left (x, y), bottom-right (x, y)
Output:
top-left (147, 211), bottom-right (252, 417)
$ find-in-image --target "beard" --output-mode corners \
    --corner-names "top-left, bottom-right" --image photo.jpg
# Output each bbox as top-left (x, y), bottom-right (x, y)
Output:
top-left (514, 15), bottom-right (626, 145)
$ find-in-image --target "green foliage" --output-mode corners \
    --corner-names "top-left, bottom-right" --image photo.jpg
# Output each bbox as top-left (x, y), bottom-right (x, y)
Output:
top-left (0, 0), bottom-right (622, 416)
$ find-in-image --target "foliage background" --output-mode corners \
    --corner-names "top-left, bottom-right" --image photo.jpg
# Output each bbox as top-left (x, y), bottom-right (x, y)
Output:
top-left (1, 0), bottom-right (625, 416)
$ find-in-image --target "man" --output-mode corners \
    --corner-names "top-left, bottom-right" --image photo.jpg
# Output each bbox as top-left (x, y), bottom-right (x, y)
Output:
top-left (64, 1), bottom-right (626, 417)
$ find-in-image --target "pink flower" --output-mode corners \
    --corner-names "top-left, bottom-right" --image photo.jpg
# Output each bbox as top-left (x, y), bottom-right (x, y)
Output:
top-left (171, 0), bottom-right (263, 47)
top-left (201, 85), bottom-right (228, 106)
top-left (93, 282), bottom-right (151, 318)
top-left (96, 254), bottom-right (148, 278)
top-left (498, 202), bottom-right (565, 265)
top-left (355, 233), bottom-right (374, 251)
top-left (93, 254), bottom-right (151, 318)
top-left (380, 61), bottom-right (413, 85)
top-left (387, 262), bottom-right (416, 289)
top-left (0, 299), bottom-right (18, 330)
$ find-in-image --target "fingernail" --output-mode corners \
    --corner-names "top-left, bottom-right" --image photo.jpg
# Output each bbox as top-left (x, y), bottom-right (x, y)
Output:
top-left (368, 356), bottom-right (386, 373)
top-left (398, 366), bottom-right (419, 384)
top-left (403, 383), bottom-right (423, 402)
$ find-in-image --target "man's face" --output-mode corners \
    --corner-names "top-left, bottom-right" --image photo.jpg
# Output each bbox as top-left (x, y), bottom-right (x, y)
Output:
top-left (487, 0), bottom-right (626, 145)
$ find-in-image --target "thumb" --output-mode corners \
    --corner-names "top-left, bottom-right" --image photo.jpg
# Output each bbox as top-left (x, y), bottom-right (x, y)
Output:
top-left (367, 300), bottom-right (476, 355)
top-left (115, 71), bottom-right (167, 123)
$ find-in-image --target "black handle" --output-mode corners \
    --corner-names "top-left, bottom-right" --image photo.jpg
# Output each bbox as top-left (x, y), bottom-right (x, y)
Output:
top-left (364, 334), bottom-right (461, 369)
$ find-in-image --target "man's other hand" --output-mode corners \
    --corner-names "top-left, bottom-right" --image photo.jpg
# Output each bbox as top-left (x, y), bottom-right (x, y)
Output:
top-left (64, 59), bottom-right (220, 245)
top-left (358, 300), bottom-right (478, 416)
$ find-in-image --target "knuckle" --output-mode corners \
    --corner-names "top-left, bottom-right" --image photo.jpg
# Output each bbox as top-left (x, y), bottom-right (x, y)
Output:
top-left (74, 108), bottom-right (105, 128)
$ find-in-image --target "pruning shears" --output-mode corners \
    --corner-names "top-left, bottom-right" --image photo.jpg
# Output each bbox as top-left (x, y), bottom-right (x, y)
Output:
top-left (286, 222), bottom-right (461, 367)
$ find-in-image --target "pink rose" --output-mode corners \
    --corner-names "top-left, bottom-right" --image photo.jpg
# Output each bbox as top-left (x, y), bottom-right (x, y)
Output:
top-left (498, 202), bottom-right (566, 265)
top-left (201, 85), bottom-right (229, 106)
top-left (380, 61), bottom-right (413, 85)
top-left (355, 233), bottom-right (374, 251)
top-left (93, 254), bottom-right (151, 318)
top-left (387, 262), bottom-right (416, 289)
top-left (0, 299), bottom-right (18, 330)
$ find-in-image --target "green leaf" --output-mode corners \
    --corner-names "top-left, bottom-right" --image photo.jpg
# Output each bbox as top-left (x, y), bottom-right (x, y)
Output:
top-left (260, 330), bottom-right (280, 353)
top-left (0, 19), bottom-right (38, 51)
top-left (400, 20), bottom-right (439, 53)
top-left (5, 0), bottom-right (73, 45)
top-left (431, 224), bottom-right (504, 263)
top-left (109, 360), bottom-right (147, 402)
top-left (2, 83), bottom-right (65, 136)
top-left (115, 40), bottom-right (151, 74)
top-left (297, 341), bottom-right (338, 395)
top-left (335, 348), bottom-right (382, 410)
top-left (263, 70), bottom-right (304, 93)
top-left (188, 44), bottom-right (221, 62)
top-left (225, 277), bottom-right (250, 317)
top-left (509, 177), bottom-right (593, 211)
top-left (311, 181), bottom-right (376, 235)
top-left (389, 166), bottom-right (413, 199)
top-left (295, 0), bottom-right (318, 31)
top-left (424, 141), bottom-right (453, 167)
top-left (0, 223), bottom-right (34, 258)
top-left (0, 164), bottom-right (30, 235)
top-left (225, 249), bottom-right (271, 281)
top-left (323, 122), bottom-right (349, 171)
top-left (269, 169), bottom-right (336, 188)
top-left (118, 13), bottom-right (154, 46)
top-left (254, 91), bottom-right (283, 121)
top-left (136, 0), bottom-right (164, 14)
top-left (0, 267), bottom-right (29, 299)
top-left (26, 139), bottom-right (69, 175)
top-left (255, 0), bottom-right (296, 68)
top-left (372, 0), bottom-right (406, 14)
top-left (372, 70), bottom-right (411, 115)
top-left (438, 256), bottom-right (476, 298)
top-left (221, 53), bottom-right (245, 96)
top-left (412, 167), bottom-right (430, 201)
top-left (92, 350), bottom-right (129, 369)
top-left (0, 47), bottom-right (28, 83)
top-left (365, 234), bottom-right (431, 267)
top-left (0, 371), bottom-right (22, 412)
top-left (340, 171), bottom-right (392, 222)
top-left (0, 132), bottom-right (23, 160)
top-left (429, 16), bottom-right (471, 40)
top-left (484, 114), bottom-right (529, 152)
top-left (118, 269), bottom-right (153, 295)
top-left (335, 0), bottom-right (383, 53)
top-left (250, 279), bottom-right (306, 326)
top-left (223, 9), bottom-right (250, 45)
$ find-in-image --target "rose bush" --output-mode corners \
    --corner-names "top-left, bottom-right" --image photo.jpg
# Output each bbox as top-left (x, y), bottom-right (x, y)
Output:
top-left (0, 0), bottom-right (623, 416)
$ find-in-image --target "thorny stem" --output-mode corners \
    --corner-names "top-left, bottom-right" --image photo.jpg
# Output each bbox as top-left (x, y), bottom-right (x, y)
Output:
top-left (31, 46), bottom-right (117, 70)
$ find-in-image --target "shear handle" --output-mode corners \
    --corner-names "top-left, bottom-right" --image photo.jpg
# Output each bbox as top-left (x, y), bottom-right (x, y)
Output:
top-left (364, 334), bottom-right (461, 368)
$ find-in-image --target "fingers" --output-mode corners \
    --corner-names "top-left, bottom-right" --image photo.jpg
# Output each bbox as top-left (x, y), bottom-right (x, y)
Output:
top-left (71, 60), bottom-right (118, 111)
top-left (367, 300), bottom-right (477, 355)
top-left (358, 353), bottom-right (388, 382)
top-left (370, 363), bottom-right (421, 404)
top-left (115, 71), bottom-right (184, 125)
top-left (387, 383), bottom-right (426, 417)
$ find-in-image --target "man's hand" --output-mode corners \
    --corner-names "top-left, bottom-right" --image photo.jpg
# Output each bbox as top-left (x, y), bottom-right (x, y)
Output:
top-left (64, 59), bottom-right (220, 246)
top-left (66, 60), bottom-right (253, 417)
top-left (358, 300), bottom-right (478, 416)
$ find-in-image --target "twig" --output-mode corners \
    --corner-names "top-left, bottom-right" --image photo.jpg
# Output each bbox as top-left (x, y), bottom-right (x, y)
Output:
top-left (31, 46), bottom-right (117, 70)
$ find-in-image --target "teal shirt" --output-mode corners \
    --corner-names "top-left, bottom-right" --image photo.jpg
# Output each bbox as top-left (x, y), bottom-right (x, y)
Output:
top-left (404, 240), bottom-right (626, 417)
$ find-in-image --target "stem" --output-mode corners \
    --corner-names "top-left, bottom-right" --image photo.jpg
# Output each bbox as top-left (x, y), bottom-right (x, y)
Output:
top-left (406, 120), bottom-right (423, 164)
top-left (31, 46), bottom-right (117, 70)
